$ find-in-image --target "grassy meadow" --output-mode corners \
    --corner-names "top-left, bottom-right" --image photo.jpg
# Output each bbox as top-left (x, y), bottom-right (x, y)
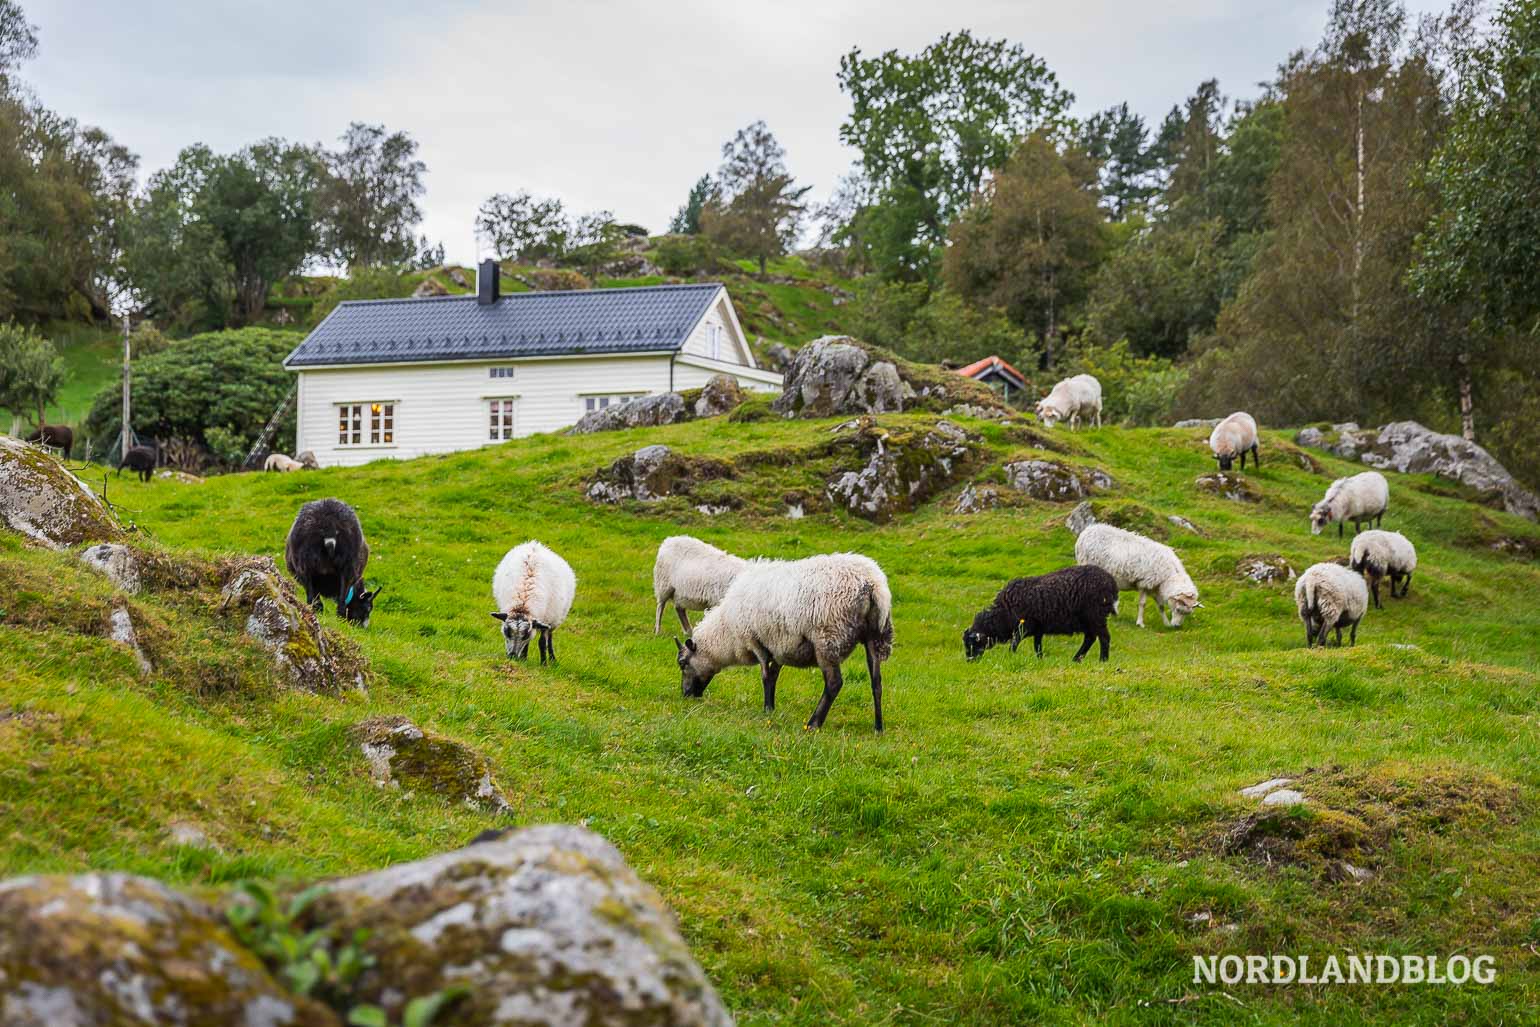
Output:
top-left (2, 415), bottom-right (1539, 1025)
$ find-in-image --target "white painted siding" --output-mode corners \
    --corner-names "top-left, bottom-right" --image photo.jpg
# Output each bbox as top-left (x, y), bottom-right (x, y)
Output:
top-left (673, 355), bottom-right (782, 392)
top-left (681, 293), bottom-right (754, 365)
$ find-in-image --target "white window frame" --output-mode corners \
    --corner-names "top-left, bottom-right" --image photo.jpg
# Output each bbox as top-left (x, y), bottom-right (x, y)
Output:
top-left (337, 401), bottom-right (397, 447)
top-left (582, 392), bottom-right (645, 415)
top-left (489, 366), bottom-right (515, 380)
top-left (487, 397), bottom-right (517, 441)
top-left (708, 323), bottom-right (723, 360)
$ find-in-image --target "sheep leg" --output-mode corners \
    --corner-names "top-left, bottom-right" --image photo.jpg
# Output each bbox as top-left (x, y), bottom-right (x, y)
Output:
top-left (1370, 578), bottom-right (1382, 610)
top-left (1399, 573), bottom-right (1412, 598)
top-left (865, 642), bottom-right (883, 733)
top-left (806, 659), bottom-right (844, 730)
top-left (1033, 634), bottom-right (1044, 658)
top-left (1334, 625), bottom-right (1343, 647)
top-left (1315, 621), bottom-right (1331, 648)
top-left (1136, 592), bottom-right (1147, 628)
top-left (1349, 621), bottom-right (1359, 646)
top-left (653, 594), bottom-right (669, 635)
top-left (1097, 624), bottom-right (1111, 662)
top-left (1239, 449), bottom-right (1248, 471)
top-left (1251, 443), bottom-right (1259, 467)
top-left (675, 604), bottom-right (693, 635)
top-left (759, 660), bottom-right (780, 712)
top-left (1073, 632), bottom-right (1095, 662)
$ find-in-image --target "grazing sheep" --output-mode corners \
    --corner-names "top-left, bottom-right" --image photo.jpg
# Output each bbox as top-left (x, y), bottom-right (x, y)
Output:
top-left (264, 453), bottom-right (304, 472)
top-left (1209, 412), bottom-right (1259, 471)
top-left (1310, 471), bottom-right (1389, 537)
top-left (653, 535), bottom-right (748, 634)
top-left (1295, 562), bottom-right (1369, 647)
top-left (1074, 523), bottom-right (1202, 629)
top-left (1035, 374), bottom-right (1103, 430)
top-left (284, 498), bottom-right (379, 625)
top-left (674, 553), bottom-right (893, 732)
top-left (118, 445), bottom-right (156, 483)
top-left (295, 450), bottom-right (320, 469)
top-left (1349, 529), bottom-right (1417, 608)
top-left (491, 540), bottom-right (576, 664)
top-left (963, 565), bottom-right (1118, 663)
top-left (25, 424), bottom-right (72, 457)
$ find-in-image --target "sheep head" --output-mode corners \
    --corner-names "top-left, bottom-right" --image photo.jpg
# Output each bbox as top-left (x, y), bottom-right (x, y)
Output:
top-left (1034, 399), bottom-right (1062, 429)
top-left (674, 636), bottom-right (714, 697)
top-left (341, 583), bottom-right (380, 627)
top-left (1309, 502), bottom-right (1331, 535)
top-left (492, 610), bottom-right (548, 659)
top-left (963, 608), bottom-right (1011, 661)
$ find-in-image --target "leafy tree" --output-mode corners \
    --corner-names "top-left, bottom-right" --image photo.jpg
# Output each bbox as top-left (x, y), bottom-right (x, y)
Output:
top-left (1079, 103), bottom-right (1159, 219)
top-left (82, 327), bottom-right (297, 460)
top-left (0, 0), bottom-right (37, 73)
top-left (837, 30), bottom-right (1073, 282)
top-left (475, 191), bottom-right (569, 262)
top-left (851, 282), bottom-right (1039, 372)
top-left (1157, 79), bottom-right (1227, 220)
top-left (1204, 98), bottom-right (1285, 238)
top-left (0, 321), bottom-right (63, 427)
top-left (565, 210), bottom-right (628, 277)
top-left (942, 133), bottom-right (1110, 367)
top-left (699, 121), bottom-right (810, 278)
top-left (669, 175), bottom-right (712, 234)
top-left (316, 122), bottom-right (426, 269)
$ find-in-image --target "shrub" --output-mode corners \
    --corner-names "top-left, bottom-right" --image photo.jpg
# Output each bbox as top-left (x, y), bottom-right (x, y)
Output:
top-left (851, 283), bottom-right (1039, 372)
top-left (309, 268), bottom-right (408, 327)
top-left (653, 234), bottom-right (721, 277)
top-left (1062, 339), bottom-right (1188, 426)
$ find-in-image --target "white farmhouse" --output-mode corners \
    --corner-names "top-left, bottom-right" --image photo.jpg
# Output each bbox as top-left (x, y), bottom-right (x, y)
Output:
top-left (283, 260), bottom-right (781, 466)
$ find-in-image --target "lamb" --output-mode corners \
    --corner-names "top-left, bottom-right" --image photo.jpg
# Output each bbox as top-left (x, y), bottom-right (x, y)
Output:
top-left (1074, 523), bottom-right (1202, 629)
top-left (25, 424), bottom-right (72, 457)
top-left (1349, 529), bottom-right (1417, 608)
top-left (118, 445), bottom-right (156, 483)
top-left (1209, 412), bottom-right (1259, 471)
top-left (963, 564), bottom-right (1118, 663)
top-left (1295, 562), bottom-right (1369, 647)
top-left (264, 453), bottom-right (304, 472)
top-left (674, 553), bottom-right (893, 732)
top-left (491, 540), bottom-right (576, 664)
top-left (284, 498), bottom-right (379, 625)
top-left (652, 535), bottom-right (748, 634)
top-left (1035, 373), bottom-right (1102, 430)
top-left (1310, 470), bottom-right (1389, 537)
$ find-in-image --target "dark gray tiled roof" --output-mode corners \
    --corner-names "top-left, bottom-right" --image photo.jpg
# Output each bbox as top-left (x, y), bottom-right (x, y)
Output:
top-left (284, 283), bottom-right (724, 368)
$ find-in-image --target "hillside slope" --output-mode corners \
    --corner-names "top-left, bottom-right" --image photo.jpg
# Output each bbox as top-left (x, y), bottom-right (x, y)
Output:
top-left (3, 417), bottom-right (1539, 1025)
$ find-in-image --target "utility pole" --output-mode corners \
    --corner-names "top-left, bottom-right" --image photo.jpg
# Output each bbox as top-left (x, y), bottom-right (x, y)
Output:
top-left (119, 311), bottom-right (131, 461)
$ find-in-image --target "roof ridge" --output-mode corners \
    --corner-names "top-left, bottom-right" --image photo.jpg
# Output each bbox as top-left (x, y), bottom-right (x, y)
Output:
top-left (334, 281), bottom-right (723, 310)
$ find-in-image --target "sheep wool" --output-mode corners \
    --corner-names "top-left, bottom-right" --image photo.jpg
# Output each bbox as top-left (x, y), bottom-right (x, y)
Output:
top-left (492, 541), bottom-right (577, 664)
top-left (676, 553), bottom-right (893, 732)
top-left (1035, 374), bottom-right (1103, 430)
top-left (1074, 523), bottom-right (1201, 628)
top-left (264, 453), bottom-right (304, 472)
top-left (1295, 562), bottom-right (1370, 647)
top-left (284, 498), bottom-right (378, 625)
top-left (964, 564), bottom-right (1118, 663)
top-left (652, 535), bottom-right (749, 634)
top-left (1349, 529), bottom-right (1417, 608)
top-left (1209, 412), bottom-right (1260, 471)
top-left (1310, 471), bottom-right (1389, 536)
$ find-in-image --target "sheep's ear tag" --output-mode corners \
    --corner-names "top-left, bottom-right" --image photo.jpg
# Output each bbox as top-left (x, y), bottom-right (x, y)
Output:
top-left (345, 585), bottom-right (355, 605)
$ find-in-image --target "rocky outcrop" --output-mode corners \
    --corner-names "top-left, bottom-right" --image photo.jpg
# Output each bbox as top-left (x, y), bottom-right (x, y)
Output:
top-left (1236, 554), bottom-right (1296, 585)
top-left (1195, 471), bottom-right (1262, 503)
top-left (0, 872), bottom-right (336, 1026)
top-left (772, 336), bottom-right (1000, 419)
top-left (693, 374), bottom-right (746, 417)
top-left (569, 393), bottom-right (689, 434)
top-left (953, 483), bottom-right (1004, 514)
top-left (0, 436), bottom-right (124, 550)
top-left (1001, 460), bottom-right (1114, 502)
top-left (0, 826), bottom-right (730, 1027)
top-left (1363, 421), bottom-right (1539, 521)
top-left (79, 543), bottom-right (143, 593)
top-left (308, 825), bottom-right (731, 1027)
top-left (218, 558), bottom-right (367, 694)
top-left (1295, 422), bottom-right (1377, 461)
top-left (411, 276), bottom-right (447, 298)
top-left (825, 418), bottom-right (980, 521)
top-left (353, 715), bottom-right (510, 812)
top-left (765, 342), bottom-right (795, 371)
top-left (1065, 500), bottom-right (1097, 536)
top-left (586, 445), bottom-right (728, 504)
top-left (1173, 418), bottom-right (1222, 429)
top-left (944, 403), bottom-right (1011, 421)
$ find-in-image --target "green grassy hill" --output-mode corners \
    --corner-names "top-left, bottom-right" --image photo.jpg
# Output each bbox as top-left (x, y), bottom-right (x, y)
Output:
top-left (3, 416), bottom-right (1539, 1024)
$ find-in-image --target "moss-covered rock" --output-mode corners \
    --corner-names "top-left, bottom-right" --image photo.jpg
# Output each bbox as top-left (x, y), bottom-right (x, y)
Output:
top-left (825, 417), bottom-right (981, 521)
top-left (0, 872), bottom-right (338, 1026)
top-left (305, 825), bottom-right (731, 1026)
top-left (0, 436), bottom-right (124, 550)
top-left (773, 336), bottom-right (1003, 419)
top-left (1235, 553), bottom-right (1296, 585)
top-left (1002, 459), bottom-right (1114, 502)
top-left (1195, 471), bottom-right (1262, 503)
top-left (218, 558), bottom-right (367, 694)
top-left (586, 445), bottom-right (732, 504)
top-left (352, 715), bottom-right (510, 812)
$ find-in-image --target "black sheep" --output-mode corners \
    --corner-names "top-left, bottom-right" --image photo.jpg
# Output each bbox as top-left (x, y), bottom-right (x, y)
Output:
top-left (964, 565), bottom-right (1118, 663)
top-left (118, 445), bottom-right (156, 483)
top-left (25, 424), bottom-right (72, 457)
top-left (284, 498), bottom-right (380, 625)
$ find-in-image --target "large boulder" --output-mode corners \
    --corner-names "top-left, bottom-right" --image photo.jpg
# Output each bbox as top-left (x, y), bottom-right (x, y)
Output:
top-left (1002, 460), bottom-right (1114, 502)
top-left (1296, 422), bottom-right (1377, 461)
top-left (586, 445), bottom-right (728, 504)
top-left (694, 374), bottom-right (746, 417)
top-left (0, 436), bottom-right (124, 549)
top-left (308, 825), bottom-right (731, 1027)
top-left (0, 872), bottom-right (336, 1026)
top-left (774, 336), bottom-right (911, 417)
top-left (218, 558), bottom-right (367, 694)
top-left (569, 392), bottom-right (688, 434)
top-left (353, 715), bottom-right (510, 812)
top-left (1363, 421), bottom-right (1539, 521)
top-left (825, 418), bottom-right (979, 521)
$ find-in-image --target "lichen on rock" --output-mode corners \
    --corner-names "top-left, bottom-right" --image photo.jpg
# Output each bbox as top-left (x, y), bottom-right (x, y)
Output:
top-left (586, 445), bottom-right (732, 504)
top-left (1002, 459), bottom-right (1114, 502)
top-left (772, 336), bottom-right (1000, 419)
top-left (1235, 553), bottom-right (1296, 585)
top-left (352, 715), bottom-right (511, 812)
top-left (824, 417), bottom-right (980, 521)
top-left (0, 436), bottom-right (124, 550)
top-left (218, 558), bottom-right (366, 694)
top-left (1195, 471), bottom-right (1262, 503)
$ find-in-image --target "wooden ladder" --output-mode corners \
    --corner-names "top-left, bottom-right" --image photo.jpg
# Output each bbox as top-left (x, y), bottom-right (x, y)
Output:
top-left (245, 384), bottom-right (298, 469)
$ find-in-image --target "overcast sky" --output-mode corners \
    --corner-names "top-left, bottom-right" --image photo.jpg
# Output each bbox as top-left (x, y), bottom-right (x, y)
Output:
top-left (23, 0), bottom-right (1450, 264)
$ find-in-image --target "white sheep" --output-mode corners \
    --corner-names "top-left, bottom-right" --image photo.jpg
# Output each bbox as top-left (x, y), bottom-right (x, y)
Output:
top-left (1035, 374), bottom-right (1102, 430)
top-left (1349, 529), bottom-right (1417, 608)
top-left (652, 535), bottom-right (748, 634)
top-left (674, 553), bottom-right (893, 732)
top-left (491, 541), bottom-right (577, 663)
top-left (1310, 471), bottom-right (1389, 537)
top-left (1074, 522), bottom-right (1201, 628)
top-left (1209, 412), bottom-right (1259, 471)
top-left (264, 453), bottom-right (304, 472)
top-left (1295, 562), bottom-right (1369, 647)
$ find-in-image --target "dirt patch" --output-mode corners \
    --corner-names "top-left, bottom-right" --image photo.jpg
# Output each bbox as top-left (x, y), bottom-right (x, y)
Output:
top-left (1456, 514), bottom-right (1540, 561)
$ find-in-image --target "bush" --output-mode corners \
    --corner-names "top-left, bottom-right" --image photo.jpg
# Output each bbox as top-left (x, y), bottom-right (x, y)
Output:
top-left (526, 269), bottom-right (591, 291)
top-left (309, 268), bottom-right (408, 327)
top-left (1061, 339), bottom-right (1188, 426)
top-left (850, 283), bottom-right (1040, 372)
top-left (653, 235), bottom-right (721, 277)
top-left (83, 328), bottom-right (297, 463)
